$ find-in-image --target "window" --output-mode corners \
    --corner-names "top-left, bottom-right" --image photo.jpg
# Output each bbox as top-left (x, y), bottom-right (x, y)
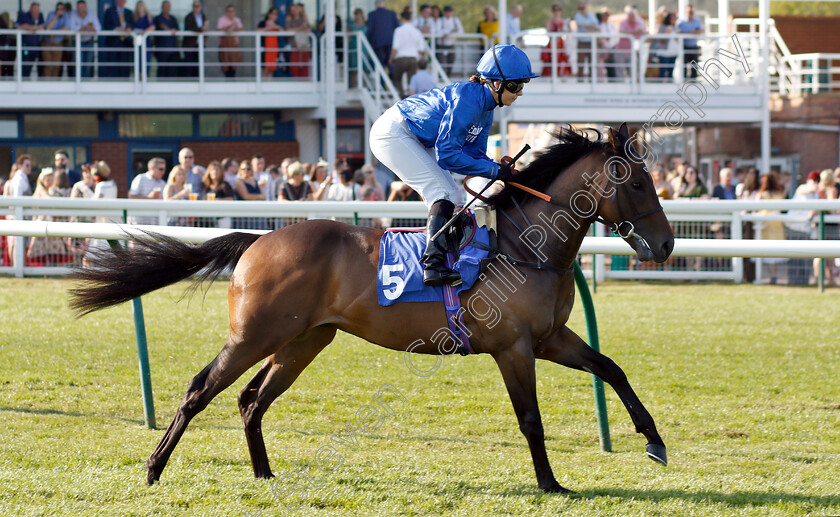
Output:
top-left (119, 114), bottom-right (193, 137)
top-left (24, 114), bottom-right (98, 138)
top-left (199, 113), bottom-right (274, 137)
top-left (336, 128), bottom-right (363, 154)
top-left (0, 115), bottom-right (17, 138)
top-left (16, 145), bottom-right (89, 174)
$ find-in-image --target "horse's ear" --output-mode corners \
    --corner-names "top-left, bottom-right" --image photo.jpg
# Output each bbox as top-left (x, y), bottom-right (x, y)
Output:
top-left (607, 127), bottom-right (619, 150)
top-left (618, 122), bottom-right (629, 140)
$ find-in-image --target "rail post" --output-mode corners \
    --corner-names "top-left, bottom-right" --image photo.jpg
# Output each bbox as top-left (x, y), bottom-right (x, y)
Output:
top-left (110, 217), bottom-right (156, 430)
top-left (573, 262), bottom-right (612, 452)
top-left (818, 211), bottom-right (825, 293)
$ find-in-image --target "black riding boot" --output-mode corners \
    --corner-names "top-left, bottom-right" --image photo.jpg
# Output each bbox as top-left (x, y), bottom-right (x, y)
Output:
top-left (421, 199), bottom-right (462, 287)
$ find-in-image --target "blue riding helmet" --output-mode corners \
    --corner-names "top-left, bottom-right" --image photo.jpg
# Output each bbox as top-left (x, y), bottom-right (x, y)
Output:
top-left (476, 44), bottom-right (539, 81)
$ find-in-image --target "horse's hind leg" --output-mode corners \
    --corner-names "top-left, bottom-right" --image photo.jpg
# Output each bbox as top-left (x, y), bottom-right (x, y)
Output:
top-left (238, 326), bottom-right (336, 479)
top-left (535, 325), bottom-right (667, 466)
top-left (145, 340), bottom-right (273, 485)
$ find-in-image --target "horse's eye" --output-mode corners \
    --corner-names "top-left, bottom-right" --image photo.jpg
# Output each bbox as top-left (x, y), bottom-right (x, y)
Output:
top-left (632, 181), bottom-right (643, 190)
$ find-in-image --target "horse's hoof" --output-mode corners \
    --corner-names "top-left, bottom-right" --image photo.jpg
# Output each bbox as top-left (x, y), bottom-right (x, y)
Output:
top-left (646, 443), bottom-right (668, 466)
top-left (541, 481), bottom-right (574, 494)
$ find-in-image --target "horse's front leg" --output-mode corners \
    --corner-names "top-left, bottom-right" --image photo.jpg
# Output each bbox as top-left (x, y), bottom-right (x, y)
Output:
top-left (535, 325), bottom-right (667, 466)
top-left (493, 342), bottom-right (571, 493)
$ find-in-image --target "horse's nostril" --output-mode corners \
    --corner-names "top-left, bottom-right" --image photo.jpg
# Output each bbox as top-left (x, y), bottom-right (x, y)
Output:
top-left (661, 239), bottom-right (674, 257)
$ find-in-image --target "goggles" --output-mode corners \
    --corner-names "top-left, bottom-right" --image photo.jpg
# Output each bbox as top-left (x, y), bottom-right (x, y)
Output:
top-left (504, 78), bottom-right (529, 94)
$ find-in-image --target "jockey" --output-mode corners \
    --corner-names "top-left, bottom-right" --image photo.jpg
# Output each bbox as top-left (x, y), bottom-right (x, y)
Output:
top-left (369, 44), bottom-right (538, 287)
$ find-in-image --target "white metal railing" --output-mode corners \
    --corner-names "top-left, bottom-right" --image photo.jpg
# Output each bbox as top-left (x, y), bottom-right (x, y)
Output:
top-left (780, 53), bottom-right (840, 94)
top-left (0, 29), bottom-right (320, 87)
top-left (423, 33), bottom-right (489, 80)
top-left (354, 30), bottom-right (399, 122)
top-left (2, 198), bottom-right (839, 281)
top-left (516, 32), bottom-right (760, 94)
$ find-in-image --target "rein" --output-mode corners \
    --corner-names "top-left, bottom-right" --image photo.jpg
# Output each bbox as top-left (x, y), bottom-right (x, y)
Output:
top-left (463, 157), bottom-right (665, 273)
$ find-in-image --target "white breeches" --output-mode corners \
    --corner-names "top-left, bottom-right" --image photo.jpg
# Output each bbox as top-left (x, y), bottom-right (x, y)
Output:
top-left (369, 105), bottom-right (462, 208)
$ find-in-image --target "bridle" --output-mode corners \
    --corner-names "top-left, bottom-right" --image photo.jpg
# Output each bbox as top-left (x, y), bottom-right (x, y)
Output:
top-left (464, 151), bottom-right (664, 270)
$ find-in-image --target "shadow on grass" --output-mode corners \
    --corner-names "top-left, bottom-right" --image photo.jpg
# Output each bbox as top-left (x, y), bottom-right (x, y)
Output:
top-left (576, 487), bottom-right (840, 507)
top-left (0, 405), bottom-right (144, 425)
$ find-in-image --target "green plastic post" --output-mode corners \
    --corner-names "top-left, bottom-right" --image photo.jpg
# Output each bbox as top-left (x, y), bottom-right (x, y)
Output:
top-left (353, 211), bottom-right (359, 226)
top-left (573, 262), bottom-right (612, 452)
top-left (108, 240), bottom-right (157, 429)
top-left (131, 297), bottom-right (157, 429)
top-left (819, 211), bottom-right (825, 293)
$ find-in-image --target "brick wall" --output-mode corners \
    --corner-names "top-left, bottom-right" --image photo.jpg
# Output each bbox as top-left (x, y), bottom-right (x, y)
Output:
top-left (182, 141), bottom-right (300, 169)
top-left (89, 140), bottom-right (300, 197)
top-left (90, 141), bottom-right (128, 196)
top-left (772, 16), bottom-right (840, 54)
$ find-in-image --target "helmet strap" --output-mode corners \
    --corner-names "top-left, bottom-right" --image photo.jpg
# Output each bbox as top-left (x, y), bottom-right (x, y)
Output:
top-left (491, 45), bottom-right (506, 108)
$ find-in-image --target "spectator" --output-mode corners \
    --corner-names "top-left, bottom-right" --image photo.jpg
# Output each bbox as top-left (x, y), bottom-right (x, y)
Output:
top-left (43, 2), bottom-right (70, 77)
top-left (818, 168), bottom-right (838, 200)
top-left (128, 157), bottom-right (165, 226)
top-left (413, 4), bottom-right (433, 34)
top-left (477, 5), bottom-right (498, 45)
top-left (675, 165), bottom-right (707, 199)
top-left (712, 167), bottom-right (736, 199)
top-left (311, 158), bottom-right (328, 189)
top-left (1, 11), bottom-right (14, 77)
top-left (162, 165), bottom-right (190, 200)
top-left (616, 7), bottom-right (645, 80)
top-left (51, 168), bottom-right (70, 197)
top-left (233, 160), bottom-right (264, 200)
top-left (250, 154), bottom-right (271, 200)
top-left (201, 160), bottom-right (234, 200)
top-left (27, 167), bottom-right (72, 263)
top-left (574, 2), bottom-right (599, 80)
top-left (359, 163), bottom-right (385, 201)
top-left (69, 164), bottom-right (94, 198)
top-left (408, 59), bottom-right (436, 95)
top-left (391, 10), bottom-right (425, 98)
top-left (506, 4), bottom-right (522, 42)
top-left (677, 4), bottom-right (703, 79)
top-left (177, 147), bottom-right (203, 196)
top-left (650, 166), bottom-right (674, 200)
top-left (654, 11), bottom-right (677, 82)
top-left (754, 172), bottom-right (786, 284)
top-left (217, 4), bottom-right (243, 79)
top-left (367, 0), bottom-right (399, 68)
top-left (54, 149), bottom-right (79, 186)
top-left (91, 160), bottom-right (117, 200)
top-left (597, 8), bottom-right (618, 80)
top-left (279, 161), bottom-right (313, 201)
top-left (317, 12), bottom-right (343, 65)
top-left (542, 4), bottom-right (571, 78)
top-left (286, 2), bottom-right (311, 78)
top-left (221, 157), bottom-right (238, 189)
top-left (258, 8), bottom-right (281, 78)
top-left (102, 0), bottom-right (134, 78)
top-left (349, 8), bottom-right (366, 33)
top-left (436, 6), bottom-right (462, 76)
top-left (736, 167), bottom-right (759, 200)
top-left (15, 2), bottom-right (45, 78)
top-left (326, 160), bottom-right (363, 201)
top-left (131, 1), bottom-right (153, 77)
top-left (183, 0), bottom-right (207, 79)
top-left (7, 156), bottom-right (32, 196)
top-left (67, 0), bottom-right (99, 78)
top-left (669, 159), bottom-right (686, 192)
top-left (154, 0), bottom-right (180, 78)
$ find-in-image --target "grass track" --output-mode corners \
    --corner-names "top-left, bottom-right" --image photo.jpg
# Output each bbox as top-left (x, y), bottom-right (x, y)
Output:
top-left (0, 278), bottom-right (838, 516)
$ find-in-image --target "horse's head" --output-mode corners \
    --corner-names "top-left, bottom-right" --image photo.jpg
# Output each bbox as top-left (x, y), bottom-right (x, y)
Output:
top-left (595, 123), bottom-right (674, 263)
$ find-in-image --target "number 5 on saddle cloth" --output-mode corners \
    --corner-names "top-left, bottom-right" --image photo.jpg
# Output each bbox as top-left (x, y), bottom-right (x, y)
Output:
top-left (377, 208), bottom-right (496, 355)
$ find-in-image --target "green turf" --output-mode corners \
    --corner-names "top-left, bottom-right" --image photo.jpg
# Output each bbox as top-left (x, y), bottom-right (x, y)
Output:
top-left (0, 278), bottom-right (838, 516)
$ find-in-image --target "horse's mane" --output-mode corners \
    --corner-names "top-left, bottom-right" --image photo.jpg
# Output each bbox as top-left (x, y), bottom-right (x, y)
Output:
top-left (487, 126), bottom-right (614, 210)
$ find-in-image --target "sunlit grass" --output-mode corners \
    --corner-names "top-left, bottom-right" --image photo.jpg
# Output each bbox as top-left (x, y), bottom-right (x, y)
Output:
top-left (0, 278), bottom-right (838, 516)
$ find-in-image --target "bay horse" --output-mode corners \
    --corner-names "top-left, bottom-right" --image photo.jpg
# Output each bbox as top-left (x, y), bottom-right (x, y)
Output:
top-left (70, 124), bottom-right (674, 493)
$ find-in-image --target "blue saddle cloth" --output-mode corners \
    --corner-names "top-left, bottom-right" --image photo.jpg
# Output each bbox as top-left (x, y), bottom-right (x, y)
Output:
top-left (377, 216), bottom-right (490, 306)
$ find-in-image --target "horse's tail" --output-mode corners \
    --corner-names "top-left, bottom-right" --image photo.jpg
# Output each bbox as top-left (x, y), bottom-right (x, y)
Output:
top-left (68, 231), bottom-right (262, 317)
